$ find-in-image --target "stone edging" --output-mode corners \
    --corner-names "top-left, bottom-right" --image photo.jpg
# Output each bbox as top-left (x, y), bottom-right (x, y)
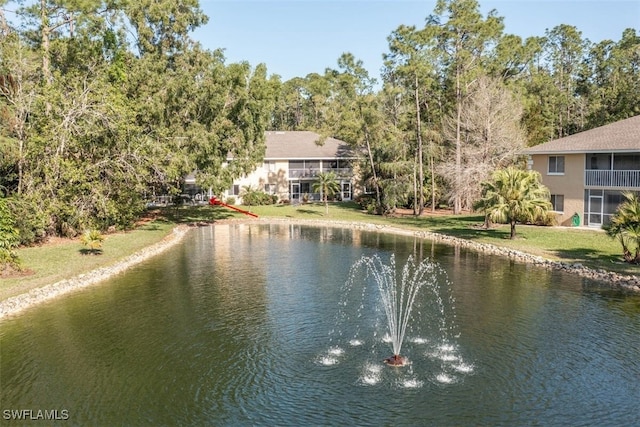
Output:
top-left (2, 218), bottom-right (638, 320)
top-left (241, 218), bottom-right (640, 294)
top-left (0, 225), bottom-right (191, 320)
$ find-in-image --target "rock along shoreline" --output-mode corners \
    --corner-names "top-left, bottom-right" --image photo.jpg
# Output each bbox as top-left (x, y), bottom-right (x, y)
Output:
top-left (0, 225), bottom-right (191, 320)
top-left (248, 218), bottom-right (640, 295)
top-left (1, 218), bottom-right (638, 320)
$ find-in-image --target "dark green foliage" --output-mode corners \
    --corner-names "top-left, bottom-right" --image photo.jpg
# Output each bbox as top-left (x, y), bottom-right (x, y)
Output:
top-left (1, 0), bottom-right (274, 241)
top-left (312, 172), bottom-right (341, 214)
top-left (603, 192), bottom-right (640, 264)
top-left (0, 197), bottom-right (21, 271)
top-left (240, 186), bottom-right (276, 206)
top-left (7, 196), bottom-right (48, 245)
top-left (474, 167), bottom-right (552, 239)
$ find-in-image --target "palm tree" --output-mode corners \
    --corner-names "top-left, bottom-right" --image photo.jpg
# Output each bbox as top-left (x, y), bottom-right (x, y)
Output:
top-left (313, 172), bottom-right (340, 215)
top-left (80, 229), bottom-right (105, 255)
top-left (603, 191), bottom-right (640, 264)
top-left (240, 185), bottom-right (261, 209)
top-left (474, 167), bottom-right (552, 239)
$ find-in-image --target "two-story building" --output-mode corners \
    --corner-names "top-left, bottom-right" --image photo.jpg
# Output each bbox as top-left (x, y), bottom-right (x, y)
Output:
top-left (524, 115), bottom-right (640, 227)
top-left (224, 131), bottom-right (358, 204)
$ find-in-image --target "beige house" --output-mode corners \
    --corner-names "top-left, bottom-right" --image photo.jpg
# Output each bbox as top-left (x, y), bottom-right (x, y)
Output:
top-left (224, 131), bottom-right (358, 204)
top-left (524, 115), bottom-right (640, 227)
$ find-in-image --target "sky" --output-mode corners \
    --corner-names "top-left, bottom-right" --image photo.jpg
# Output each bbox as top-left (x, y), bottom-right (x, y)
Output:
top-left (192, 0), bottom-right (640, 83)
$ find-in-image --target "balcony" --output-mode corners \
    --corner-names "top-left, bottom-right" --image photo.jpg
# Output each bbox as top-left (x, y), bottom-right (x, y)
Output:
top-left (288, 168), bottom-right (351, 179)
top-left (585, 170), bottom-right (640, 188)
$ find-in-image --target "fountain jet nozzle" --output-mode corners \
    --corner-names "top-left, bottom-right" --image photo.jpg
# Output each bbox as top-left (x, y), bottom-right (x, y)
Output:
top-left (384, 354), bottom-right (407, 367)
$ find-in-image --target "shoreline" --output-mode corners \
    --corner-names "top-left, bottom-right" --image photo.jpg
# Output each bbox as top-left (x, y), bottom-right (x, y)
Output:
top-left (1, 218), bottom-right (639, 319)
top-left (257, 218), bottom-right (640, 294)
top-left (0, 225), bottom-right (191, 320)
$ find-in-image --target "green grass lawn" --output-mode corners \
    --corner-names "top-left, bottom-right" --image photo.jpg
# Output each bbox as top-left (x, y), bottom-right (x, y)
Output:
top-left (1, 201), bottom-right (637, 302)
top-left (218, 201), bottom-right (636, 275)
top-left (0, 220), bottom-right (176, 301)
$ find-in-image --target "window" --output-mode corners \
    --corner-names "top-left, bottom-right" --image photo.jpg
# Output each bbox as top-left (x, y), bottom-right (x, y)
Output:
top-left (548, 156), bottom-right (565, 174)
top-left (613, 154), bottom-right (640, 170)
top-left (300, 182), bottom-right (311, 193)
top-left (289, 160), bottom-right (321, 177)
top-left (550, 194), bottom-right (564, 212)
top-left (264, 161), bottom-right (276, 172)
top-left (228, 185), bottom-right (240, 196)
top-left (289, 160), bottom-right (304, 169)
top-left (264, 184), bottom-right (276, 194)
top-left (587, 153), bottom-right (611, 170)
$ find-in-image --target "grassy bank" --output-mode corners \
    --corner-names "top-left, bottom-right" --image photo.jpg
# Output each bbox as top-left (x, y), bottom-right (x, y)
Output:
top-left (1, 201), bottom-right (637, 302)
top-left (0, 221), bottom-right (176, 301)
top-left (220, 201), bottom-right (637, 276)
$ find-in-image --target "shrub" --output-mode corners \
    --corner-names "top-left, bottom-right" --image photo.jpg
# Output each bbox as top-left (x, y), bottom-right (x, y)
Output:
top-left (0, 198), bottom-right (22, 272)
top-left (604, 191), bottom-right (640, 264)
top-left (241, 186), bottom-right (275, 206)
top-left (6, 196), bottom-right (47, 245)
top-left (355, 194), bottom-right (377, 214)
top-left (80, 229), bottom-right (105, 255)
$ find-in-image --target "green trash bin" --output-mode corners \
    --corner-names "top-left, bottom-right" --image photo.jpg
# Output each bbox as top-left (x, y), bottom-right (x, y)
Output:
top-left (571, 212), bottom-right (580, 227)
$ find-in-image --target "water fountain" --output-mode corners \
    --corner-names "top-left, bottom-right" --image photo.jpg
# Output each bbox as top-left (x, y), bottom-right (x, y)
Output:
top-left (323, 253), bottom-right (467, 384)
top-left (357, 254), bottom-right (446, 367)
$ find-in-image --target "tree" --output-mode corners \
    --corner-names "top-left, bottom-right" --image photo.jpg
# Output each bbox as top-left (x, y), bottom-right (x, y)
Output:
top-left (474, 167), bottom-right (552, 239)
top-left (603, 191), bottom-right (640, 264)
top-left (321, 53), bottom-right (386, 214)
top-left (0, 1), bottom-right (9, 36)
top-left (240, 185), bottom-right (262, 209)
top-left (271, 76), bottom-right (304, 130)
top-left (80, 229), bottom-right (105, 255)
top-left (440, 75), bottom-right (526, 210)
top-left (579, 28), bottom-right (640, 127)
top-left (374, 83), bottom-right (419, 213)
top-left (542, 24), bottom-right (589, 137)
top-left (182, 59), bottom-right (277, 195)
top-left (313, 172), bottom-right (340, 215)
top-left (434, 0), bottom-right (504, 214)
top-left (0, 197), bottom-right (21, 272)
top-left (0, 26), bottom-right (40, 196)
top-left (385, 25), bottom-right (426, 215)
top-left (124, 0), bottom-right (208, 56)
top-left (2, 1), bottom-right (277, 239)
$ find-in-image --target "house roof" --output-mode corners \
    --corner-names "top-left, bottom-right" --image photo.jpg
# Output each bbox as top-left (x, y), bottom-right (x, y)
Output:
top-left (523, 115), bottom-right (640, 155)
top-left (264, 131), bottom-right (354, 159)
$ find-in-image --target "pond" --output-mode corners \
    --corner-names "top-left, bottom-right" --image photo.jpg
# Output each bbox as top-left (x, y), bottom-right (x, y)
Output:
top-left (1, 223), bottom-right (639, 426)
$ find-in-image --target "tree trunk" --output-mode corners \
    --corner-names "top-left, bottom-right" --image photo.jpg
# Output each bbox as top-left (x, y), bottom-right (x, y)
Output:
top-left (414, 75), bottom-right (424, 216)
top-left (40, 0), bottom-right (51, 84)
top-left (360, 105), bottom-right (381, 213)
top-left (17, 140), bottom-right (24, 195)
top-left (454, 62), bottom-right (462, 215)
top-left (430, 151), bottom-right (436, 213)
top-left (413, 151), bottom-right (418, 216)
top-left (510, 220), bottom-right (517, 239)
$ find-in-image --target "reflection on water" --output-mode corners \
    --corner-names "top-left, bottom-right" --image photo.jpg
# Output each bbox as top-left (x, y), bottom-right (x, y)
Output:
top-left (1, 223), bottom-right (639, 426)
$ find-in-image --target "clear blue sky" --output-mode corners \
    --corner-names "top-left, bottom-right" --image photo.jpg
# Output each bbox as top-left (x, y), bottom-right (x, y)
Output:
top-left (192, 0), bottom-right (640, 83)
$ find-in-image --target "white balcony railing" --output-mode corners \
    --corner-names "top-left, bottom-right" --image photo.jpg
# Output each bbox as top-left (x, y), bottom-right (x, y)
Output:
top-left (585, 170), bottom-right (640, 188)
